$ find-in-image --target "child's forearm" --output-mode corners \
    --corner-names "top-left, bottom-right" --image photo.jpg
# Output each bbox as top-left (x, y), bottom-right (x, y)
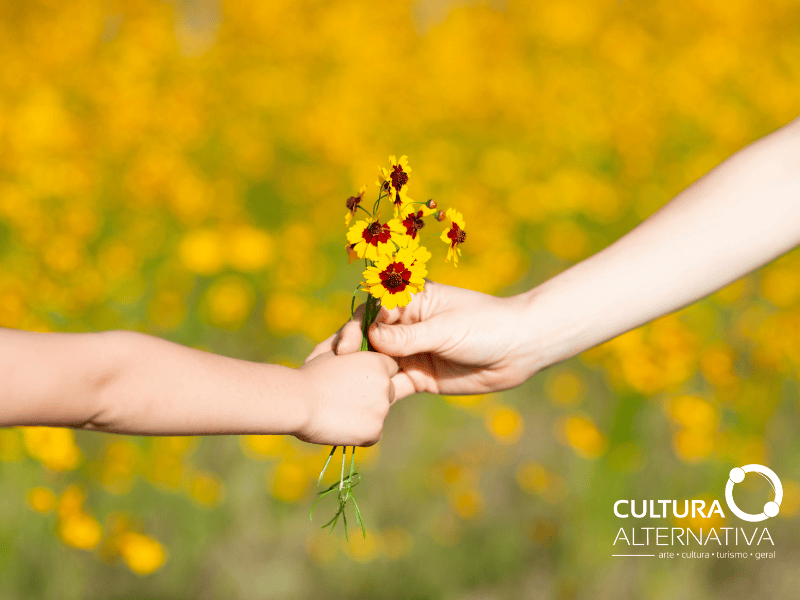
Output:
top-left (0, 329), bottom-right (308, 436)
top-left (94, 331), bottom-right (312, 435)
top-left (520, 115), bottom-right (800, 371)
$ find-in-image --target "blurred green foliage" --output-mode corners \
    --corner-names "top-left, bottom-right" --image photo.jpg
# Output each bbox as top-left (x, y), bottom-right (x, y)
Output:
top-left (1, 0), bottom-right (800, 598)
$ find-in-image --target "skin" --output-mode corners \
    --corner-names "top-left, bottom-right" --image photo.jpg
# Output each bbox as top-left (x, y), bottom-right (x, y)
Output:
top-left (312, 114), bottom-right (800, 401)
top-left (0, 328), bottom-right (398, 446)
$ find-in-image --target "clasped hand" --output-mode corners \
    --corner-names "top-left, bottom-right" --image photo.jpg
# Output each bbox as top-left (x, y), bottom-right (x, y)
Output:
top-left (306, 281), bottom-right (537, 402)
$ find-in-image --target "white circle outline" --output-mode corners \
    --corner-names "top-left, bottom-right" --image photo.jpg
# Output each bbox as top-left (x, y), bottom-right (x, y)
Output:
top-left (725, 464), bottom-right (783, 523)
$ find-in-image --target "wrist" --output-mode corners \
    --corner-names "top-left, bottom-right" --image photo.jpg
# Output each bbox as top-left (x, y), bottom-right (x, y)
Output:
top-left (499, 292), bottom-right (547, 380)
top-left (291, 365), bottom-right (321, 441)
top-left (511, 279), bottom-right (591, 376)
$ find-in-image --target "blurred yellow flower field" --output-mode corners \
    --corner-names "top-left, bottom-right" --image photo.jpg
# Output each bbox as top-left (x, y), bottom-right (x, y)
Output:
top-left (1, 0), bottom-right (799, 598)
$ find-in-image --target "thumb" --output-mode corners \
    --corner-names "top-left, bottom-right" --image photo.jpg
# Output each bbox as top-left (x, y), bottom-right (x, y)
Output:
top-left (369, 319), bottom-right (438, 357)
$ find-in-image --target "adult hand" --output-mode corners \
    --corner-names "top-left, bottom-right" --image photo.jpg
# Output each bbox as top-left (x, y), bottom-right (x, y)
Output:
top-left (307, 116), bottom-right (800, 405)
top-left (306, 281), bottom-right (536, 401)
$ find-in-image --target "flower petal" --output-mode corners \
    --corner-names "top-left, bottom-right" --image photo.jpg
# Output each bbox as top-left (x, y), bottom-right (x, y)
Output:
top-left (382, 293), bottom-right (398, 310)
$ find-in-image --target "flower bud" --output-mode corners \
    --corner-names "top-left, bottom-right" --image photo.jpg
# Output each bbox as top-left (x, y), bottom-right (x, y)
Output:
top-left (426, 199), bottom-right (437, 210)
top-left (435, 210), bottom-right (446, 222)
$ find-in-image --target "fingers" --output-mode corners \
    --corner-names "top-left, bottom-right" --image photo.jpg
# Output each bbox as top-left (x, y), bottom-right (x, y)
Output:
top-left (369, 318), bottom-right (439, 358)
top-left (374, 352), bottom-right (400, 377)
top-left (335, 319), bottom-right (364, 355)
top-left (334, 303), bottom-right (365, 355)
top-left (305, 332), bottom-right (338, 363)
top-left (390, 371), bottom-right (417, 402)
top-left (384, 279), bottom-right (446, 325)
top-left (374, 287), bottom-right (427, 326)
top-left (375, 305), bottom-right (402, 325)
top-left (306, 302), bottom-right (367, 361)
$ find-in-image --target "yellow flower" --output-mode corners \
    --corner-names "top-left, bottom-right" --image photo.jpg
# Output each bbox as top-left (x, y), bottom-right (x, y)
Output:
top-left (560, 414), bottom-right (607, 459)
top-left (391, 188), bottom-right (413, 217)
top-left (204, 276), bottom-right (255, 328)
top-left (439, 208), bottom-right (467, 266)
top-left (118, 532), bottom-right (167, 575)
top-left (344, 185), bottom-right (367, 226)
top-left (226, 225), bottom-right (274, 272)
top-left (27, 486), bottom-right (57, 513)
top-left (485, 405), bottom-right (525, 444)
top-left (402, 234), bottom-right (432, 265)
top-left (22, 427), bottom-right (81, 471)
top-left (271, 461), bottom-right (308, 503)
top-left (190, 471), bottom-right (224, 506)
top-left (362, 248), bottom-right (427, 310)
top-left (346, 219), bottom-right (398, 261)
top-left (376, 155), bottom-right (412, 216)
top-left (178, 229), bottom-right (224, 275)
top-left (58, 512), bottom-right (103, 550)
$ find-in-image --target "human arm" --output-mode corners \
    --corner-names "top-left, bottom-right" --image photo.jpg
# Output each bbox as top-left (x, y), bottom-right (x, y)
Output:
top-left (313, 114), bottom-right (800, 398)
top-left (519, 114), bottom-right (800, 373)
top-left (0, 328), bottom-right (397, 445)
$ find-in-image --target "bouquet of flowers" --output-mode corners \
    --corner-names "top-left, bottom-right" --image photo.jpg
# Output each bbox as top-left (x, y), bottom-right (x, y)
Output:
top-left (310, 155), bottom-right (467, 538)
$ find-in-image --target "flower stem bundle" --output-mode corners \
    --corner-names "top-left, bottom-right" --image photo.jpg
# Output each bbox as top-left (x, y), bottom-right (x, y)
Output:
top-left (311, 155), bottom-right (467, 538)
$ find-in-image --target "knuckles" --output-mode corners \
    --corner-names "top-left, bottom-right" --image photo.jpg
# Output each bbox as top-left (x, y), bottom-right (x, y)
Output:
top-left (358, 423), bottom-right (383, 447)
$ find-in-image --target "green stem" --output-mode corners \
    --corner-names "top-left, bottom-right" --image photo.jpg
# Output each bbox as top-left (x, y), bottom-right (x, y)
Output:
top-left (350, 288), bottom-right (359, 320)
top-left (317, 446), bottom-right (337, 486)
top-left (352, 495), bottom-right (366, 539)
top-left (373, 190), bottom-right (385, 217)
top-left (420, 232), bottom-right (439, 246)
top-left (339, 444), bottom-right (346, 491)
top-left (361, 294), bottom-right (380, 352)
top-left (399, 200), bottom-right (428, 214)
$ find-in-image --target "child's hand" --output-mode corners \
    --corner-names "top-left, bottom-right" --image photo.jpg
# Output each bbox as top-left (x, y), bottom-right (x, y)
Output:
top-left (295, 351), bottom-right (399, 446)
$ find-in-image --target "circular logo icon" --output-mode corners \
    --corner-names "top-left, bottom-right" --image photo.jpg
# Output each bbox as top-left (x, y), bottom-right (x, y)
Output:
top-left (725, 464), bottom-right (782, 523)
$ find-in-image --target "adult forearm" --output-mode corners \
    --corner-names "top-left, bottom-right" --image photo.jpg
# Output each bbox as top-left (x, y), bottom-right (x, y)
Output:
top-left (519, 116), bottom-right (800, 373)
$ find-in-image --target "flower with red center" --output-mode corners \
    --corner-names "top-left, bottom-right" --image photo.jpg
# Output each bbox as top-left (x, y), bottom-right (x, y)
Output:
top-left (344, 185), bottom-right (367, 226)
top-left (390, 204), bottom-right (435, 240)
top-left (402, 209), bottom-right (426, 239)
top-left (346, 218), bottom-right (398, 261)
top-left (376, 155), bottom-right (412, 216)
top-left (362, 248), bottom-right (427, 310)
top-left (439, 208), bottom-right (467, 266)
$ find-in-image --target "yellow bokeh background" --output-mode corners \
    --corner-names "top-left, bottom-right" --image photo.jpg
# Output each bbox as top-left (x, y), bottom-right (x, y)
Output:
top-left (1, 0), bottom-right (799, 598)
